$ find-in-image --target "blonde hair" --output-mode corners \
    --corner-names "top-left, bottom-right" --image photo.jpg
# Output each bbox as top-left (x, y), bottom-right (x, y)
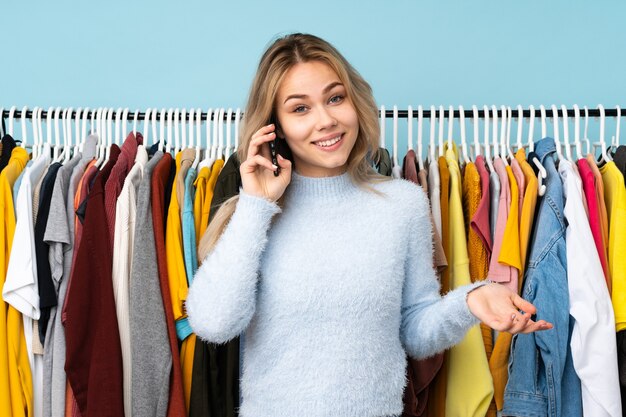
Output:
top-left (198, 33), bottom-right (388, 260)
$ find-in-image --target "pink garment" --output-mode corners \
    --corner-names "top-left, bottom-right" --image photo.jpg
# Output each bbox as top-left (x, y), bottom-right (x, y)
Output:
top-left (487, 157), bottom-right (516, 291)
top-left (471, 155), bottom-right (492, 258)
top-left (577, 158), bottom-right (610, 286)
top-left (511, 158), bottom-right (525, 220)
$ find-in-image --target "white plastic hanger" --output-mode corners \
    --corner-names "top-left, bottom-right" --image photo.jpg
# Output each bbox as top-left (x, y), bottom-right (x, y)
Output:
top-left (188, 108), bottom-right (194, 150)
top-left (407, 105), bottom-right (414, 153)
top-left (199, 108), bottom-right (213, 170)
top-left (491, 105), bottom-right (500, 160)
top-left (505, 106), bottom-right (515, 162)
top-left (551, 104), bottom-right (564, 161)
top-left (20, 105), bottom-right (29, 150)
top-left (143, 109), bottom-right (152, 147)
top-left (573, 104), bottom-right (583, 160)
top-left (105, 107), bottom-right (114, 164)
top-left (122, 108), bottom-right (130, 141)
top-left (64, 107), bottom-right (73, 163)
top-left (192, 109), bottom-right (202, 170)
top-left (417, 105), bottom-right (425, 171)
top-left (180, 108), bottom-right (187, 149)
top-left (30, 106), bottom-right (39, 157)
top-left (114, 107), bottom-right (122, 146)
top-left (613, 105), bottom-right (621, 149)
top-left (235, 108), bottom-right (241, 151)
top-left (8, 106), bottom-right (17, 137)
top-left (159, 108), bottom-right (166, 153)
top-left (516, 105), bottom-right (524, 152)
top-left (225, 108), bottom-right (234, 157)
top-left (73, 108), bottom-right (82, 157)
top-left (166, 108), bottom-right (174, 155)
top-left (94, 108), bottom-right (104, 167)
top-left (483, 105), bottom-right (494, 172)
top-left (438, 105), bottom-right (444, 158)
top-left (217, 108), bottom-right (225, 160)
top-left (132, 109), bottom-right (139, 138)
top-left (392, 105), bottom-right (399, 169)
top-left (472, 105), bottom-right (481, 159)
top-left (459, 106), bottom-right (470, 165)
top-left (46, 107), bottom-right (55, 159)
top-left (598, 104), bottom-right (611, 163)
top-left (0, 107), bottom-right (4, 137)
top-left (499, 105), bottom-right (509, 165)
top-left (379, 105), bottom-right (386, 149)
top-left (540, 105), bottom-right (547, 139)
top-left (174, 108), bottom-right (181, 155)
top-left (528, 105), bottom-right (536, 152)
top-left (525, 106), bottom-right (547, 196)
top-left (80, 108), bottom-right (89, 154)
top-left (446, 105), bottom-right (453, 153)
top-left (561, 105), bottom-right (573, 161)
top-left (52, 107), bottom-right (62, 161)
top-left (583, 106), bottom-right (592, 156)
top-left (428, 105), bottom-right (436, 164)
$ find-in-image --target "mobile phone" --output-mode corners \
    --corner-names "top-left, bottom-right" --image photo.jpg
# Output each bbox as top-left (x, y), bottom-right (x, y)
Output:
top-left (269, 117), bottom-right (280, 176)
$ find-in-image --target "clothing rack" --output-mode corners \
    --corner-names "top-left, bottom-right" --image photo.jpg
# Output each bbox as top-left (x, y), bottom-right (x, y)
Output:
top-left (1, 106), bottom-right (624, 121)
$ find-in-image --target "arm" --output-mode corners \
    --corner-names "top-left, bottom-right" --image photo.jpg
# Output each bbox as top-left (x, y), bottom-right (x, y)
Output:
top-left (187, 190), bottom-right (281, 343)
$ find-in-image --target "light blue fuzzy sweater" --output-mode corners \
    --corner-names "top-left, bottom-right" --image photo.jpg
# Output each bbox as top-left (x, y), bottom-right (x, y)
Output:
top-left (187, 171), bottom-right (484, 417)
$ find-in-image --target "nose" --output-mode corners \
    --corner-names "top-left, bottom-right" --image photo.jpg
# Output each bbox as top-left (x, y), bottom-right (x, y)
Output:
top-left (315, 106), bottom-right (337, 131)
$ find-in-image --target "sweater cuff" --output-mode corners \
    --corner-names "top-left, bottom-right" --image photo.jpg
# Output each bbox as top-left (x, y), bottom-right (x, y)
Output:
top-left (449, 280), bottom-right (489, 329)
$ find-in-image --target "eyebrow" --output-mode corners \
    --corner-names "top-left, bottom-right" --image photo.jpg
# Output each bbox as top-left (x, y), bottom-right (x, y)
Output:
top-left (283, 81), bottom-right (344, 104)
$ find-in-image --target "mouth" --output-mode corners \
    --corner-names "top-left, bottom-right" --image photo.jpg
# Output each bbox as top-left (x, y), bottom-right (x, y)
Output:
top-left (313, 133), bottom-right (344, 149)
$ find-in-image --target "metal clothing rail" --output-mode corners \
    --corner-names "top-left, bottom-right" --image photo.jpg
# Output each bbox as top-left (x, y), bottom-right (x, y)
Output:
top-left (1, 107), bottom-right (624, 121)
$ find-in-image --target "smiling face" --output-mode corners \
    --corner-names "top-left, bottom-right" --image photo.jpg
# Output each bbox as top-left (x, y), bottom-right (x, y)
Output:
top-left (274, 61), bottom-right (359, 177)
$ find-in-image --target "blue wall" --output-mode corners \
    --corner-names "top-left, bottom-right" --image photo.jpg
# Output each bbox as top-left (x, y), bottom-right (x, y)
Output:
top-left (2, 0), bottom-right (625, 152)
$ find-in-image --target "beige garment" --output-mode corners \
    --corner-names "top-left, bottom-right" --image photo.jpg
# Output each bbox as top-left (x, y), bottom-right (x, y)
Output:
top-left (418, 168), bottom-right (448, 271)
top-left (176, 148), bottom-right (196, 213)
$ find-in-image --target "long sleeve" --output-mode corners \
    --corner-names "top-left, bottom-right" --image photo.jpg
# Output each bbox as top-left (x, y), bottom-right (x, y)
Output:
top-left (187, 190), bottom-right (281, 344)
top-left (400, 187), bottom-right (484, 360)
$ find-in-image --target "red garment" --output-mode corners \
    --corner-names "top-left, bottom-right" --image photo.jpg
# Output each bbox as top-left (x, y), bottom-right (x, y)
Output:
top-left (577, 158), bottom-right (611, 291)
top-left (471, 155), bottom-right (492, 258)
top-left (64, 145), bottom-right (123, 416)
top-left (104, 132), bottom-right (142, 249)
top-left (152, 153), bottom-right (187, 417)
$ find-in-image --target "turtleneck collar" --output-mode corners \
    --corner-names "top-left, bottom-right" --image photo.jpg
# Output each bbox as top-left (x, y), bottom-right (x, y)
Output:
top-left (286, 170), bottom-right (358, 202)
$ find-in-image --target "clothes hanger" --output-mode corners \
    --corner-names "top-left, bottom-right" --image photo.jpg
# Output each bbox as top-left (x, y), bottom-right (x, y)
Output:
top-left (613, 105), bottom-right (621, 149)
top-left (198, 108), bottom-right (213, 170)
top-left (143, 108), bottom-right (151, 146)
top-left (516, 105), bottom-right (524, 152)
top-left (8, 106), bottom-right (17, 137)
top-left (121, 108), bottom-right (130, 141)
top-left (0, 107), bottom-right (4, 137)
top-left (192, 109), bottom-right (202, 170)
top-left (446, 105), bottom-right (453, 153)
top-left (505, 106), bottom-right (515, 162)
top-left (459, 105), bottom-right (470, 165)
top-left (132, 109), bottom-right (139, 138)
top-left (550, 104), bottom-right (564, 161)
top-left (438, 105), bottom-right (444, 158)
top-left (65, 108), bottom-right (74, 163)
top-left (472, 105), bottom-right (481, 160)
top-left (392, 105), bottom-right (399, 171)
top-left (583, 106), bottom-right (592, 156)
top-left (483, 105), bottom-right (494, 172)
top-left (428, 105), bottom-right (436, 164)
top-left (159, 108), bottom-right (166, 153)
top-left (407, 105), bottom-right (414, 153)
top-left (174, 108), bottom-right (181, 155)
top-left (491, 105), bottom-right (500, 161)
top-left (225, 108), bottom-right (234, 157)
top-left (561, 104), bottom-right (573, 161)
top-left (20, 105), bottom-right (28, 150)
top-left (52, 107), bottom-right (62, 162)
top-left (180, 108), bottom-right (187, 150)
top-left (30, 106), bottom-right (39, 158)
top-left (105, 107), bottom-right (114, 164)
top-left (187, 108), bottom-right (194, 149)
top-left (235, 108), bottom-right (241, 151)
top-left (598, 104), bottom-right (611, 163)
top-left (499, 105), bottom-right (509, 165)
top-left (94, 108), bottom-right (104, 167)
top-left (379, 105), bottom-right (386, 150)
top-left (73, 108), bottom-right (81, 157)
top-left (525, 105), bottom-right (547, 196)
top-left (217, 108), bottom-right (225, 160)
top-left (573, 104), bottom-right (583, 160)
top-left (417, 105), bottom-right (425, 171)
top-left (80, 108), bottom-right (89, 154)
top-left (166, 108), bottom-right (174, 155)
top-left (539, 105), bottom-right (547, 139)
top-left (114, 107), bottom-right (122, 146)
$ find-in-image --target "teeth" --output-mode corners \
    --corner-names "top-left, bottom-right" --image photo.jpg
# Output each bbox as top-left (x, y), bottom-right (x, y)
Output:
top-left (316, 135), bottom-right (342, 147)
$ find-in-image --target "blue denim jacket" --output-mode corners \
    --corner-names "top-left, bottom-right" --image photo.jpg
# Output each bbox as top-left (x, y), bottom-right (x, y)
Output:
top-left (503, 138), bottom-right (582, 417)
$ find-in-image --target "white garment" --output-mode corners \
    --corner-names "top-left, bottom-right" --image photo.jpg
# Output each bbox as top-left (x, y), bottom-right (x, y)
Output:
top-left (3, 148), bottom-right (51, 417)
top-left (112, 145), bottom-right (148, 417)
top-left (427, 159), bottom-right (442, 238)
top-left (559, 159), bottom-right (621, 417)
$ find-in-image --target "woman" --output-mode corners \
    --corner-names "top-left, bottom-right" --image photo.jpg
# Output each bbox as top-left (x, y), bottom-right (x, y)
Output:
top-left (187, 32), bottom-right (551, 417)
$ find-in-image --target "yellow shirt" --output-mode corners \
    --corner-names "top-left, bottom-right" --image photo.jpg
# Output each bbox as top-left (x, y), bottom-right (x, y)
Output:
top-left (515, 149), bottom-right (538, 280)
top-left (1, 147), bottom-right (31, 417)
top-left (600, 161), bottom-right (626, 331)
top-left (193, 166), bottom-right (210, 245)
top-left (445, 145), bottom-right (494, 417)
top-left (497, 165), bottom-right (522, 288)
top-left (200, 159), bottom-right (225, 239)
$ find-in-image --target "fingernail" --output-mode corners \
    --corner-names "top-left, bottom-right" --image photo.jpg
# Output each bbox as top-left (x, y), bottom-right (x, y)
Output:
top-left (511, 313), bottom-right (516, 320)
top-left (277, 154), bottom-right (284, 160)
top-left (272, 164), bottom-right (278, 169)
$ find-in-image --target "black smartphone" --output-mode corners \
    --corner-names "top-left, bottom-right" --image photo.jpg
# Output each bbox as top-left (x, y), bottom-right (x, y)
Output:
top-left (269, 116), bottom-right (280, 176)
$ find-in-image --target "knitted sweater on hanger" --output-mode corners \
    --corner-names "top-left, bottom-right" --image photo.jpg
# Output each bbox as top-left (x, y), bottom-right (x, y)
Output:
top-left (187, 171), bottom-right (485, 417)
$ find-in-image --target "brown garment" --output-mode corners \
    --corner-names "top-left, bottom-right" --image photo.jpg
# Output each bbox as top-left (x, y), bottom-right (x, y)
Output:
top-left (401, 151), bottom-right (444, 417)
top-left (64, 146), bottom-right (124, 416)
top-left (176, 149), bottom-right (196, 213)
top-left (152, 153), bottom-right (187, 417)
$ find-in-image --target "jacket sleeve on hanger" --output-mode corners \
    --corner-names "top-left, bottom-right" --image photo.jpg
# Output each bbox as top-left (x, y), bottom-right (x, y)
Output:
top-left (400, 187), bottom-right (485, 360)
top-left (187, 190), bottom-right (281, 344)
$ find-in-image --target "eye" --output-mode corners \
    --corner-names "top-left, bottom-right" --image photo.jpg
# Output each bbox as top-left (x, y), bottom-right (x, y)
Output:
top-left (329, 95), bottom-right (344, 104)
top-left (294, 105), bottom-right (307, 113)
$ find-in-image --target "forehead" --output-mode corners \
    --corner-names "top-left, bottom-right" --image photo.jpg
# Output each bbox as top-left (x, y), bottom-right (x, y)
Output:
top-left (278, 61), bottom-right (341, 95)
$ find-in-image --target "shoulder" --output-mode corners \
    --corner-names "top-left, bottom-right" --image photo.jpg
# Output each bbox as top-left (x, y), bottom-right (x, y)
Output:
top-left (370, 177), bottom-right (430, 211)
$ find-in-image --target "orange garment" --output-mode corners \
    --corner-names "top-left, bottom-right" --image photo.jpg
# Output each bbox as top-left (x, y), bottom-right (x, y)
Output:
top-left (200, 159), bottom-right (224, 241)
top-left (462, 161), bottom-right (496, 417)
top-left (587, 154), bottom-right (611, 284)
top-left (515, 149), bottom-right (538, 279)
top-left (193, 166), bottom-right (210, 245)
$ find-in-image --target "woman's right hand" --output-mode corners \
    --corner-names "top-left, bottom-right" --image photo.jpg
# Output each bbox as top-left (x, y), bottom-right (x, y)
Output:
top-left (240, 124), bottom-right (292, 202)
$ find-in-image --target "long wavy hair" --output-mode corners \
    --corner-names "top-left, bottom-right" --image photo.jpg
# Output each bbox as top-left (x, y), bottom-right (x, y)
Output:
top-left (198, 33), bottom-right (388, 260)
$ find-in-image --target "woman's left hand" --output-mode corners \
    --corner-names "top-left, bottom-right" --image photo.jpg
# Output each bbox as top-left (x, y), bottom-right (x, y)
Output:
top-left (466, 283), bottom-right (553, 334)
